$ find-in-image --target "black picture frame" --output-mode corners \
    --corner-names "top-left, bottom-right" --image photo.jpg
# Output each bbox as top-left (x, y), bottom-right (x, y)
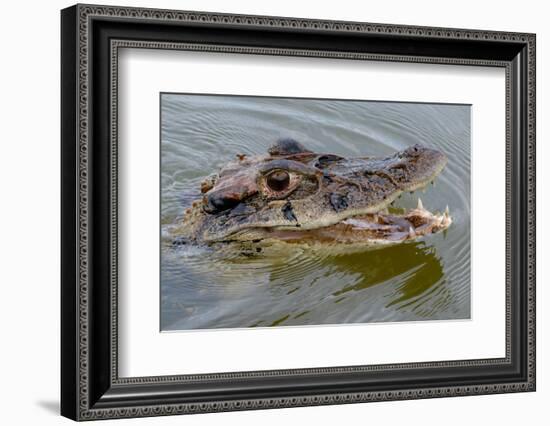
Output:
top-left (61, 4), bottom-right (536, 421)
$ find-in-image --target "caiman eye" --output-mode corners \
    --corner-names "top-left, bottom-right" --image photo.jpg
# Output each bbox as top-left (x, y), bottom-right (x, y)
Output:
top-left (266, 170), bottom-right (290, 192)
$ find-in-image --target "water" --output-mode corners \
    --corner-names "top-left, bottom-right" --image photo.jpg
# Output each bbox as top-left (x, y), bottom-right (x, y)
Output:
top-left (160, 94), bottom-right (470, 331)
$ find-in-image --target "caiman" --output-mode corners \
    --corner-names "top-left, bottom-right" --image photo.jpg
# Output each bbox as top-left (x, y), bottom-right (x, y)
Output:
top-left (173, 139), bottom-right (452, 247)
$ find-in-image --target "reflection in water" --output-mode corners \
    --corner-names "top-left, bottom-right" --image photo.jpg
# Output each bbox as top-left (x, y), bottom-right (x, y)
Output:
top-left (160, 94), bottom-right (471, 331)
top-left (329, 242), bottom-right (445, 309)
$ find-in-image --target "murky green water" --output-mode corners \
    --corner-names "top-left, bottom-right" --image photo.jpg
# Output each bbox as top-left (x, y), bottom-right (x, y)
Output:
top-left (160, 94), bottom-right (470, 331)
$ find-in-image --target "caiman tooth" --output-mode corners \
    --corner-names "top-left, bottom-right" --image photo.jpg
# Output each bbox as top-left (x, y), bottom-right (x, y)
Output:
top-left (417, 198), bottom-right (424, 210)
top-left (445, 205), bottom-right (450, 217)
top-left (409, 226), bottom-right (416, 238)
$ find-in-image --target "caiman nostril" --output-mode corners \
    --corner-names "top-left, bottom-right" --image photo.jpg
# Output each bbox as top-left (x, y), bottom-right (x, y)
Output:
top-left (203, 192), bottom-right (240, 214)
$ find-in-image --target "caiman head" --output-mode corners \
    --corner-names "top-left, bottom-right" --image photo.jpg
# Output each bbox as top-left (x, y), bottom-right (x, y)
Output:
top-left (176, 138), bottom-right (452, 245)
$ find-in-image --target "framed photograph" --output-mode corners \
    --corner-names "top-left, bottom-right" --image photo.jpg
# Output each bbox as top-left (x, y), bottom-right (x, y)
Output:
top-left (61, 4), bottom-right (536, 421)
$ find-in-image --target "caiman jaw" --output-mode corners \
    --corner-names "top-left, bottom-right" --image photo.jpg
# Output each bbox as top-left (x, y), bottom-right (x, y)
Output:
top-left (256, 196), bottom-right (452, 244)
top-left (340, 199), bottom-right (452, 244)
